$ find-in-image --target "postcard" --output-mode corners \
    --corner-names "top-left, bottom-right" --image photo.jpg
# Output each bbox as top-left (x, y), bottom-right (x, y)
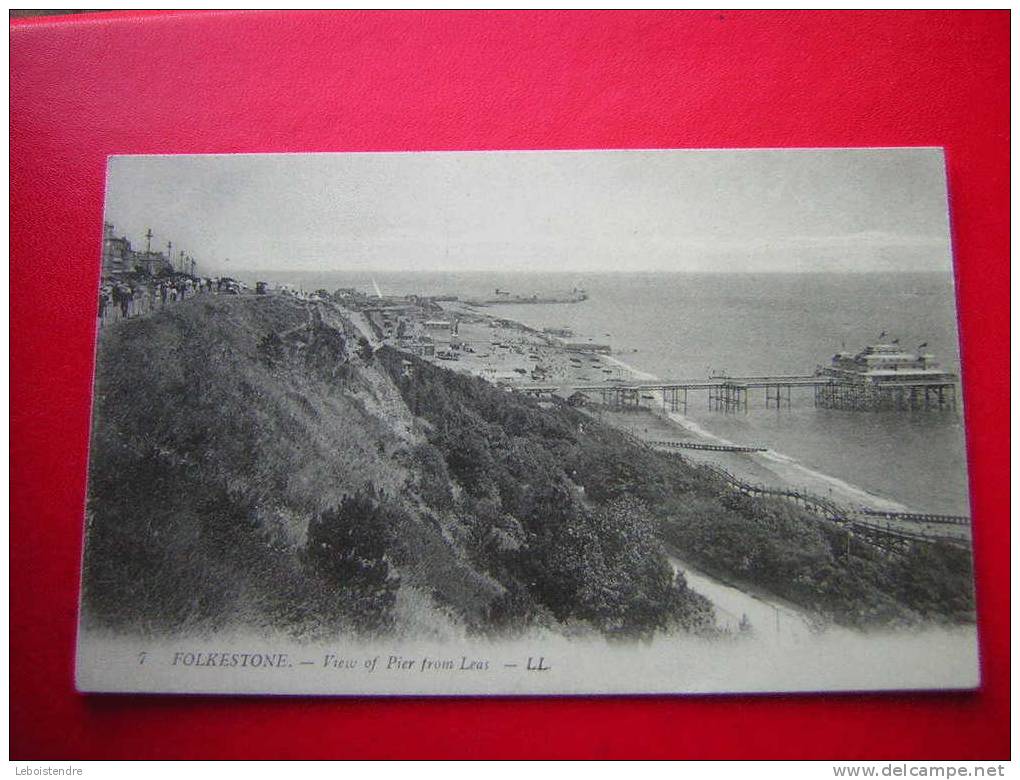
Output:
top-left (77, 149), bottom-right (977, 695)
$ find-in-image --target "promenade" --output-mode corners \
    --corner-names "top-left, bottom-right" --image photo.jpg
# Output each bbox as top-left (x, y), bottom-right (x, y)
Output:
top-left (97, 277), bottom-right (231, 328)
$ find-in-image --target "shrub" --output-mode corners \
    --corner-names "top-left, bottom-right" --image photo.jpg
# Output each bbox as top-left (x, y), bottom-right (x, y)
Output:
top-left (82, 447), bottom-right (269, 635)
top-left (305, 488), bottom-right (401, 632)
top-left (357, 336), bottom-right (374, 362)
top-left (406, 443), bottom-right (455, 510)
top-left (257, 331), bottom-right (285, 367)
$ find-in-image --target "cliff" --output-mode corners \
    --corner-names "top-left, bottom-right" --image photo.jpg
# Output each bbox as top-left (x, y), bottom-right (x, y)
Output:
top-left (81, 294), bottom-right (712, 640)
top-left (80, 294), bottom-right (974, 642)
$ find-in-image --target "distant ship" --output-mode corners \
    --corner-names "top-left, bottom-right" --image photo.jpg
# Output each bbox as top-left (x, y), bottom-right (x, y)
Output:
top-left (467, 287), bottom-right (588, 306)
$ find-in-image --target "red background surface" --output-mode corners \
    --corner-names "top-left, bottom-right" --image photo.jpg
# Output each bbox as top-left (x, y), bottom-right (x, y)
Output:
top-left (10, 10), bottom-right (1010, 760)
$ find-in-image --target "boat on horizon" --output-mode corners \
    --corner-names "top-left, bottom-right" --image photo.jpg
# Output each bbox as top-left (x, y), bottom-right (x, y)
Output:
top-left (466, 287), bottom-right (588, 306)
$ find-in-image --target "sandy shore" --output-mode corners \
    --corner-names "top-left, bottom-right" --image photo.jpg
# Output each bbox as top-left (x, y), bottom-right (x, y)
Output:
top-left (599, 402), bottom-right (911, 514)
top-left (430, 303), bottom-right (950, 522)
top-left (436, 303), bottom-right (627, 387)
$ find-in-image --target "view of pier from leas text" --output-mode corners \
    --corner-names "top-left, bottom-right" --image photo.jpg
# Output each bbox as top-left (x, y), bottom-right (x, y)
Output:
top-left (78, 148), bottom-right (978, 696)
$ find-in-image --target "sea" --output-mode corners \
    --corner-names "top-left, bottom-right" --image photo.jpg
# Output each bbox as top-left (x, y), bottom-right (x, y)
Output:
top-left (239, 269), bottom-right (972, 516)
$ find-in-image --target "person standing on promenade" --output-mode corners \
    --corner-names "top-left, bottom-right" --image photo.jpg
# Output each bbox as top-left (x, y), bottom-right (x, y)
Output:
top-left (110, 284), bottom-right (122, 320)
top-left (98, 286), bottom-right (109, 324)
top-left (118, 283), bottom-right (133, 318)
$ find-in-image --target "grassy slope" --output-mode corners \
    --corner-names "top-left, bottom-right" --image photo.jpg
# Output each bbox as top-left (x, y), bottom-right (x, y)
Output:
top-left (83, 295), bottom-right (498, 639)
top-left (81, 295), bottom-right (974, 642)
top-left (90, 295), bottom-right (406, 537)
top-left (376, 348), bottom-right (975, 631)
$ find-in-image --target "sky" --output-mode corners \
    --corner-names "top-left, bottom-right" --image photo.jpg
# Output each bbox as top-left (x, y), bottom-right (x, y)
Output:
top-left (104, 149), bottom-right (954, 276)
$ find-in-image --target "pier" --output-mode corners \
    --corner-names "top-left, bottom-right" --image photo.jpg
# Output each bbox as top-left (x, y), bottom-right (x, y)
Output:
top-left (814, 379), bottom-right (958, 412)
top-left (515, 374), bottom-right (958, 413)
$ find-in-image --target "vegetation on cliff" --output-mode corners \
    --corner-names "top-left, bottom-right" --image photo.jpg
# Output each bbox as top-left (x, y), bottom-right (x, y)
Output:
top-left (81, 296), bottom-right (974, 643)
top-left (375, 348), bottom-right (975, 631)
top-left (83, 295), bottom-right (709, 640)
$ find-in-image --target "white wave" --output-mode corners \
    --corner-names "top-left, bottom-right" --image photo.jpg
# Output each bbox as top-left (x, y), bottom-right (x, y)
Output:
top-left (602, 354), bottom-right (659, 381)
top-left (760, 454), bottom-right (910, 512)
top-left (664, 410), bottom-right (743, 447)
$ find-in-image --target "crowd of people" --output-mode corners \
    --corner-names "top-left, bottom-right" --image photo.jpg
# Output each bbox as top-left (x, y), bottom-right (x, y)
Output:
top-left (97, 275), bottom-right (243, 325)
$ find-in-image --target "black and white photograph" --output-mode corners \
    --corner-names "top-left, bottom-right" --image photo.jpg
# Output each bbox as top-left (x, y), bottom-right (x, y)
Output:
top-left (77, 149), bottom-right (977, 695)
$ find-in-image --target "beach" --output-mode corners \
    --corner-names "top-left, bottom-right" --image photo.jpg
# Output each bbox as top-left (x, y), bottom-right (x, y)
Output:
top-left (435, 300), bottom-right (956, 525)
top-left (438, 301), bottom-right (628, 388)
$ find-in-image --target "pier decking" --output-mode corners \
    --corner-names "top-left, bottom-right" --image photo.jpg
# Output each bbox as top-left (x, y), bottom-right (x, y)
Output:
top-left (514, 373), bottom-right (958, 413)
